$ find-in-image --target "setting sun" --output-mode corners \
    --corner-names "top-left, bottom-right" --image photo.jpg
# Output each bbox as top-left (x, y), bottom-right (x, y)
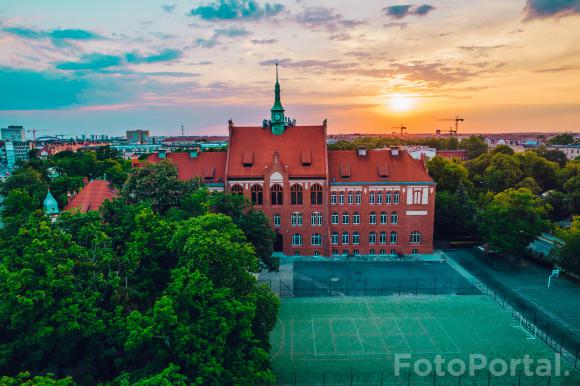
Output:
top-left (387, 93), bottom-right (417, 112)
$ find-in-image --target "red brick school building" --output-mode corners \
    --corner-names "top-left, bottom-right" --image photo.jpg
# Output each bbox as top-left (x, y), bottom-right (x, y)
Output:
top-left (148, 67), bottom-right (435, 257)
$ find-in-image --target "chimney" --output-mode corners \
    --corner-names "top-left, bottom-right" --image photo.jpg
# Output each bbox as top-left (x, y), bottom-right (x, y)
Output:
top-left (357, 147), bottom-right (367, 157)
top-left (390, 146), bottom-right (400, 156)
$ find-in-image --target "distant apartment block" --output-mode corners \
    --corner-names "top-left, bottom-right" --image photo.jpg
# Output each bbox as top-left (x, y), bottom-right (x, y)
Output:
top-left (0, 140), bottom-right (32, 169)
top-left (1, 125), bottom-right (25, 141)
top-left (547, 144), bottom-right (580, 160)
top-left (126, 130), bottom-right (150, 144)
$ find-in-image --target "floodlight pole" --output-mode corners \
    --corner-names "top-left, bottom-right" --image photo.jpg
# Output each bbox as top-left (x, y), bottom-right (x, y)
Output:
top-left (548, 269), bottom-right (559, 288)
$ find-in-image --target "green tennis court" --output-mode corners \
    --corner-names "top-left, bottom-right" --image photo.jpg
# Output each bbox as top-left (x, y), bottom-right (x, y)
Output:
top-left (269, 296), bottom-right (580, 385)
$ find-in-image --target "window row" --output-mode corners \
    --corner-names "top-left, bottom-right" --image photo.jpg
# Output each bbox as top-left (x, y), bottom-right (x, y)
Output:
top-left (331, 191), bottom-right (400, 205)
top-left (231, 183), bottom-right (323, 206)
top-left (331, 248), bottom-right (419, 256)
top-left (330, 231), bottom-right (422, 245)
top-left (331, 211), bottom-right (398, 225)
top-left (291, 233), bottom-right (323, 246)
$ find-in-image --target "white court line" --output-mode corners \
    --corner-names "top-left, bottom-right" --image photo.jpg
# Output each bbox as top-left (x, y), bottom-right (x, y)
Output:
top-left (351, 318), bottom-right (366, 354)
top-left (393, 318), bottom-right (413, 353)
top-left (311, 319), bottom-right (318, 356)
top-left (433, 318), bottom-right (462, 353)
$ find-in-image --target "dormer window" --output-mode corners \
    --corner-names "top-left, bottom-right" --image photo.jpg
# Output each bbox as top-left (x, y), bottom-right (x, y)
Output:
top-left (301, 150), bottom-right (312, 166)
top-left (340, 163), bottom-right (351, 178)
top-left (242, 151), bottom-right (254, 167)
top-left (378, 163), bottom-right (389, 178)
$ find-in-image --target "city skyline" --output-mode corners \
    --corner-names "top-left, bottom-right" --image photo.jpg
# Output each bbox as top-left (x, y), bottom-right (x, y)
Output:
top-left (1, 0), bottom-right (580, 136)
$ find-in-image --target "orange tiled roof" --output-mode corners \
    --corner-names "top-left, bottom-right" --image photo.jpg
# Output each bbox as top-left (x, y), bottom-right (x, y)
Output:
top-left (328, 149), bottom-right (433, 183)
top-left (64, 180), bottom-right (118, 213)
top-left (147, 151), bottom-right (226, 182)
top-left (227, 125), bottom-right (327, 178)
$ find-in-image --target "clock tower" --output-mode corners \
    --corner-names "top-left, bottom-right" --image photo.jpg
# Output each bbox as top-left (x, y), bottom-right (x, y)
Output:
top-left (270, 62), bottom-right (286, 135)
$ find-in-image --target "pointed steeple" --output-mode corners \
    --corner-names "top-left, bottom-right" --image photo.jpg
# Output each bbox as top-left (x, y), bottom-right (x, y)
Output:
top-left (271, 62), bottom-right (285, 135)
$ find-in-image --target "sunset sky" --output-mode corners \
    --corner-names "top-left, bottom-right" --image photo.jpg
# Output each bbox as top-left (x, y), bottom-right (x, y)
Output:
top-left (1, 0), bottom-right (579, 136)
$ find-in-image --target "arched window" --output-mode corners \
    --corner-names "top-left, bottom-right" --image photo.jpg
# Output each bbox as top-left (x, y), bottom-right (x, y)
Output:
top-left (394, 191), bottom-right (400, 204)
top-left (231, 184), bottom-right (243, 195)
top-left (339, 192), bottom-right (345, 204)
top-left (391, 211), bottom-right (398, 224)
top-left (390, 231), bottom-right (398, 244)
top-left (250, 184), bottom-right (263, 205)
top-left (386, 191), bottom-right (392, 204)
top-left (376, 191), bottom-right (383, 204)
top-left (355, 191), bottom-right (362, 204)
top-left (342, 232), bottom-right (350, 245)
top-left (369, 191), bottom-right (375, 204)
top-left (414, 190), bottom-right (422, 204)
top-left (311, 233), bottom-right (322, 246)
top-left (410, 231), bottom-right (422, 244)
top-left (347, 191), bottom-right (354, 204)
top-left (331, 191), bottom-right (337, 204)
top-left (331, 232), bottom-right (339, 244)
top-left (311, 184), bottom-right (323, 205)
top-left (291, 184), bottom-right (303, 205)
top-left (380, 211), bottom-right (387, 224)
top-left (369, 212), bottom-right (377, 224)
top-left (353, 211), bottom-right (360, 224)
top-left (292, 233), bottom-right (303, 246)
top-left (353, 232), bottom-right (360, 245)
top-left (273, 214), bottom-right (281, 227)
top-left (380, 231), bottom-right (387, 244)
top-left (311, 212), bottom-right (322, 226)
top-left (342, 212), bottom-right (349, 224)
top-left (369, 231), bottom-right (377, 244)
top-left (271, 184), bottom-right (283, 205)
top-left (291, 212), bottom-right (303, 226)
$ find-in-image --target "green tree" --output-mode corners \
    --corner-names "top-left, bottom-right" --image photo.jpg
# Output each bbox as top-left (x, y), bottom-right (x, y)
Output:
top-left (0, 167), bottom-right (47, 204)
top-left (548, 133), bottom-right (574, 145)
top-left (434, 190), bottom-right (477, 239)
top-left (516, 151), bottom-right (559, 192)
top-left (491, 145), bottom-right (515, 155)
top-left (460, 136), bottom-right (488, 159)
top-left (483, 153), bottom-right (522, 192)
top-left (426, 156), bottom-right (473, 193)
top-left (479, 188), bottom-right (549, 255)
top-left (122, 161), bottom-right (198, 213)
top-left (542, 190), bottom-right (573, 221)
top-left (556, 217), bottom-right (580, 274)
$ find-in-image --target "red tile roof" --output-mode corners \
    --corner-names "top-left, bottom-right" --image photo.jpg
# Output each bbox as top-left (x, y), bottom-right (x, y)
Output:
top-left (64, 180), bottom-right (118, 213)
top-left (147, 151), bottom-right (226, 182)
top-left (328, 149), bottom-right (433, 183)
top-left (227, 125), bottom-right (327, 178)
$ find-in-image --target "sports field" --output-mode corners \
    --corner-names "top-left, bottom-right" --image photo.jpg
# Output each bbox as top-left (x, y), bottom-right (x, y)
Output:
top-left (269, 295), bottom-right (580, 385)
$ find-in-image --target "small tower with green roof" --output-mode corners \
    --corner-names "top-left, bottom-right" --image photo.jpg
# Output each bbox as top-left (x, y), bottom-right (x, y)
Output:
top-left (43, 190), bottom-right (59, 216)
top-left (270, 63), bottom-right (286, 135)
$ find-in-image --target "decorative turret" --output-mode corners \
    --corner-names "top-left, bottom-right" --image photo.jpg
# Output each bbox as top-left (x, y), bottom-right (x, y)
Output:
top-left (43, 189), bottom-right (59, 216)
top-left (271, 62), bottom-right (286, 135)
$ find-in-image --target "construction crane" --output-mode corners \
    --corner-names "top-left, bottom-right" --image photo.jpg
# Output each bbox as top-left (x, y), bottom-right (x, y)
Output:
top-left (438, 115), bottom-right (464, 135)
top-left (27, 128), bottom-right (45, 141)
top-left (391, 124), bottom-right (407, 136)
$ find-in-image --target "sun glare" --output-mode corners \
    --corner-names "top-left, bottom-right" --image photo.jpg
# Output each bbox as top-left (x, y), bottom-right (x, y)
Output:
top-left (387, 93), bottom-right (417, 112)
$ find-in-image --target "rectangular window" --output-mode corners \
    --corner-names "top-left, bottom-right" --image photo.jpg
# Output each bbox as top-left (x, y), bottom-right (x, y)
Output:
top-left (353, 232), bottom-right (360, 245)
top-left (339, 192), bottom-right (345, 205)
top-left (291, 212), bottom-right (302, 226)
top-left (331, 192), bottom-right (337, 205)
top-left (353, 249), bottom-right (360, 256)
top-left (342, 249), bottom-right (349, 256)
top-left (353, 212), bottom-right (360, 224)
top-left (332, 249), bottom-right (338, 256)
top-left (294, 251), bottom-right (300, 256)
top-left (394, 191), bottom-right (400, 204)
top-left (369, 191), bottom-right (375, 204)
top-left (331, 233), bottom-right (339, 244)
top-left (380, 232), bottom-right (387, 244)
top-left (313, 251), bottom-right (320, 257)
top-left (377, 191), bottom-right (383, 204)
top-left (331, 213), bottom-right (339, 224)
top-left (391, 249), bottom-right (396, 255)
top-left (342, 213), bottom-right (349, 224)
top-left (369, 213), bottom-right (376, 224)
top-left (369, 249), bottom-right (375, 255)
top-left (380, 212), bottom-right (387, 224)
top-left (380, 249), bottom-right (387, 256)
top-left (385, 192), bottom-right (392, 204)
top-left (342, 232), bottom-right (349, 245)
top-left (347, 192), bottom-right (354, 204)
top-left (273, 214), bottom-right (281, 227)
top-left (355, 191), bottom-right (361, 204)
top-left (412, 249), bottom-right (418, 255)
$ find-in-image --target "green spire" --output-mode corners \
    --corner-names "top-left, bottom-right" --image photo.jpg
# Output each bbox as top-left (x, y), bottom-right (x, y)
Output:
top-left (271, 62), bottom-right (285, 135)
top-left (43, 189), bottom-right (59, 215)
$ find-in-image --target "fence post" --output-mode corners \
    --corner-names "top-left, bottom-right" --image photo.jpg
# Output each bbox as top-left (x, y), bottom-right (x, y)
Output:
top-left (323, 372), bottom-right (326, 386)
top-left (380, 371), bottom-right (383, 386)
top-left (350, 371), bottom-right (353, 386)
top-left (407, 369), bottom-right (411, 386)
top-left (294, 371), bottom-right (297, 386)
top-left (547, 375), bottom-right (551, 386)
top-left (487, 369), bottom-right (491, 386)
top-left (517, 369), bottom-right (521, 386)
top-left (329, 279), bottom-right (332, 296)
top-left (433, 371), bottom-right (436, 386)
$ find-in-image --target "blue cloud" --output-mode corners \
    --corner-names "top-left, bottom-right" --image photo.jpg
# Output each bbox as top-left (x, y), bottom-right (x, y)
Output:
top-left (2, 26), bottom-right (102, 41)
top-left (56, 54), bottom-right (122, 71)
top-left (383, 5), bottom-right (412, 19)
top-left (214, 27), bottom-right (250, 37)
top-left (0, 67), bottom-right (86, 109)
top-left (524, 0), bottom-right (580, 19)
top-left (162, 4), bottom-right (176, 13)
top-left (383, 4), bottom-right (435, 19)
top-left (189, 0), bottom-right (284, 21)
top-left (125, 48), bottom-right (183, 64)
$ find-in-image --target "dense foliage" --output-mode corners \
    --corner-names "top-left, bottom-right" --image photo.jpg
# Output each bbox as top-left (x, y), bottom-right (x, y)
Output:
top-left (0, 161), bottom-right (280, 385)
